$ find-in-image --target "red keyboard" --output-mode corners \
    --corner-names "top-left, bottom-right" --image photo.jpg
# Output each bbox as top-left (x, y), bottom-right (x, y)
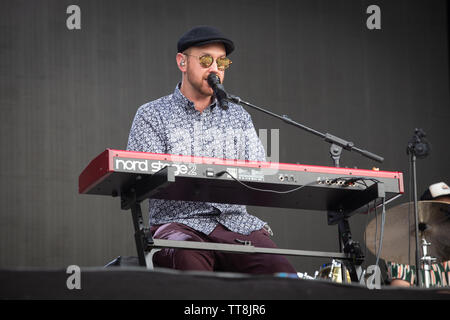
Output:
top-left (79, 149), bottom-right (403, 212)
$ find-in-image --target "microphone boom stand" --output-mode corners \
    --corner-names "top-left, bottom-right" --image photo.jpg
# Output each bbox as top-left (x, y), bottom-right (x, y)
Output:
top-left (226, 94), bottom-right (384, 284)
top-left (227, 95), bottom-right (384, 167)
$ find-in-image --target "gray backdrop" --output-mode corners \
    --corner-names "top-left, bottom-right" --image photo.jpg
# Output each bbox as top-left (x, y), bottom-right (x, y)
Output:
top-left (1, 0), bottom-right (448, 275)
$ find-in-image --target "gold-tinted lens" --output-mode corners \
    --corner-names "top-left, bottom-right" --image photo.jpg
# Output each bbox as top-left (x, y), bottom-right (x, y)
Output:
top-left (196, 55), bottom-right (232, 70)
top-left (199, 55), bottom-right (214, 68)
top-left (217, 57), bottom-right (232, 70)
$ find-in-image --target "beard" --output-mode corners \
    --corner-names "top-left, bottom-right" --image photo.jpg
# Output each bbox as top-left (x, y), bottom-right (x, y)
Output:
top-left (189, 75), bottom-right (214, 97)
top-left (184, 67), bottom-right (222, 99)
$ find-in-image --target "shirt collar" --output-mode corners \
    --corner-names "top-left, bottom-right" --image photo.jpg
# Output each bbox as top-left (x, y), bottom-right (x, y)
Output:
top-left (173, 83), bottom-right (218, 112)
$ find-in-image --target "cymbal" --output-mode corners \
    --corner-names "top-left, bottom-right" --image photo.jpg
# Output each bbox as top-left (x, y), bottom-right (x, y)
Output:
top-left (365, 201), bottom-right (450, 265)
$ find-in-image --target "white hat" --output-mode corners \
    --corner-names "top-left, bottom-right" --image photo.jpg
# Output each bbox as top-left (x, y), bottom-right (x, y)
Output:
top-left (429, 182), bottom-right (450, 198)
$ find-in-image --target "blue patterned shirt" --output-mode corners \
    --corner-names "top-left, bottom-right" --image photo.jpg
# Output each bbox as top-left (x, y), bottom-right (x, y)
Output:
top-left (126, 84), bottom-right (267, 235)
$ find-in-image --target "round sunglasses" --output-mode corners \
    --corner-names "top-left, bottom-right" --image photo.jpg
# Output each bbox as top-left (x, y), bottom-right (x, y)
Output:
top-left (183, 53), bottom-right (232, 71)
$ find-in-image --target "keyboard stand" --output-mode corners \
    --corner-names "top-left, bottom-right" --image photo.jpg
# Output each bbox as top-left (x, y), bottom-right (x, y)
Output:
top-left (119, 166), bottom-right (370, 283)
top-left (120, 166), bottom-right (176, 266)
top-left (327, 182), bottom-right (385, 282)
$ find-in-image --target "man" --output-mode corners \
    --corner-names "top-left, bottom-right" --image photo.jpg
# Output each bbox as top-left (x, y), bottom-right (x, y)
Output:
top-left (388, 182), bottom-right (450, 287)
top-left (126, 26), bottom-right (296, 274)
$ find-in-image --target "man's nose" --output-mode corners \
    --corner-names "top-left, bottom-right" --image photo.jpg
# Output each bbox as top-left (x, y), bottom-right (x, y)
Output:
top-left (208, 59), bottom-right (220, 73)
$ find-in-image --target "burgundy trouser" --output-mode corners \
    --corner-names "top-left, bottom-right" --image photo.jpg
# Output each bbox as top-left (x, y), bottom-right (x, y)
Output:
top-left (150, 222), bottom-right (297, 275)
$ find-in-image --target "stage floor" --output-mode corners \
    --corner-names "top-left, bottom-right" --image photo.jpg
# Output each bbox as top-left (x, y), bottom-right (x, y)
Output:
top-left (1, 266), bottom-right (449, 300)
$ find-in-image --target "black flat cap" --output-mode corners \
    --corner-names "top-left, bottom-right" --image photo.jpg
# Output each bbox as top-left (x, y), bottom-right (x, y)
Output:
top-left (177, 25), bottom-right (235, 55)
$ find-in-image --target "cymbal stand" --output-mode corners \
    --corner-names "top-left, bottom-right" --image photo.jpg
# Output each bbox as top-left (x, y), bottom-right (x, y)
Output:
top-left (421, 238), bottom-right (436, 288)
top-left (406, 128), bottom-right (431, 287)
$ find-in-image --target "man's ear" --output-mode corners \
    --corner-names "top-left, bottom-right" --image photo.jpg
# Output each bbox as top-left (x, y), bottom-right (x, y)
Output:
top-left (176, 53), bottom-right (186, 72)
